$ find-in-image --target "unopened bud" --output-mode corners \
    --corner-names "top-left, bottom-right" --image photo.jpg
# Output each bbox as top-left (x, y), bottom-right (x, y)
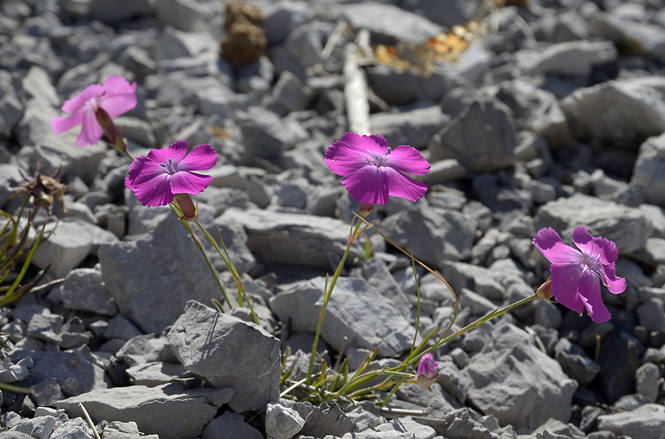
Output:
top-left (174, 193), bottom-right (198, 221)
top-left (95, 107), bottom-right (128, 153)
top-left (536, 277), bottom-right (553, 300)
top-left (359, 203), bottom-right (373, 218)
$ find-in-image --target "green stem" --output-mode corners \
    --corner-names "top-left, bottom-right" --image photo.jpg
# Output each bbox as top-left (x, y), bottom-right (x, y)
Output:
top-left (168, 203), bottom-right (230, 312)
top-left (306, 218), bottom-right (365, 385)
top-left (194, 221), bottom-right (259, 325)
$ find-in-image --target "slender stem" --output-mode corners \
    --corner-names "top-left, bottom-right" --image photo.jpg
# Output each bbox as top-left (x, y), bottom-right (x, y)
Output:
top-left (168, 203), bottom-right (230, 311)
top-left (306, 218), bottom-right (364, 385)
top-left (194, 221), bottom-right (259, 325)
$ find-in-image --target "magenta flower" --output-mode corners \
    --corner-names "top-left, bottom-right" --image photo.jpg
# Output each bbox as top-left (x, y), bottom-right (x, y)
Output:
top-left (125, 140), bottom-right (216, 208)
top-left (416, 353), bottom-right (439, 389)
top-left (324, 132), bottom-right (430, 205)
top-left (51, 75), bottom-right (137, 147)
top-left (533, 226), bottom-right (627, 323)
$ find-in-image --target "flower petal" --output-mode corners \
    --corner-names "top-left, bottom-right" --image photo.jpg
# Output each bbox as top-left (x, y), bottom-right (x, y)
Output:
top-left (101, 75), bottom-right (136, 95)
top-left (550, 263), bottom-right (586, 314)
top-left (383, 167), bottom-right (428, 202)
top-left (76, 108), bottom-right (103, 146)
top-left (100, 92), bottom-right (137, 118)
top-left (533, 228), bottom-right (583, 265)
top-left (61, 83), bottom-right (103, 113)
top-left (51, 110), bottom-right (85, 134)
top-left (385, 145), bottom-right (431, 175)
top-left (177, 144), bottom-right (217, 172)
top-left (170, 171), bottom-right (213, 194)
top-left (601, 264), bottom-right (627, 295)
top-left (127, 173), bottom-right (174, 207)
top-left (126, 156), bottom-right (168, 189)
top-left (578, 270), bottom-right (611, 323)
top-left (147, 140), bottom-right (189, 166)
top-left (324, 132), bottom-right (387, 176)
top-left (341, 165), bottom-right (389, 205)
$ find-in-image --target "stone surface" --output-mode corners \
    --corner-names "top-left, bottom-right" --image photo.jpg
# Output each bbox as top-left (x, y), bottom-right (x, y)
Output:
top-left (217, 208), bottom-right (363, 268)
top-left (632, 132), bottom-right (665, 207)
top-left (56, 384), bottom-right (231, 439)
top-left (597, 404), bottom-right (665, 439)
top-left (98, 213), bottom-right (223, 334)
top-left (465, 323), bottom-right (577, 431)
top-left (270, 277), bottom-right (417, 357)
top-left (167, 301), bottom-right (281, 413)
top-left (55, 267), bottom-right (118, 316)
top-left (429, 89), bottom-right (517, 173)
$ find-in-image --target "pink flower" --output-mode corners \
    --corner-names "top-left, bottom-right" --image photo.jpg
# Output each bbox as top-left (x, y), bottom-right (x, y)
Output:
top-left (532, 226), bottom-right (627, 323)
top-left (125, 140), bottom-right (216, 208)
top-left (324, 132), bottom-right (430, 205)
top-left (51, 75), bottom-right (137, 147)
top-left (416, 353), bottom-right (439, 389)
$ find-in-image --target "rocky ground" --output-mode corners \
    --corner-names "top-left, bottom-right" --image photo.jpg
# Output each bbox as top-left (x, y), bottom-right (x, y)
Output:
top-left (1, 0), bottom-right (665, 438)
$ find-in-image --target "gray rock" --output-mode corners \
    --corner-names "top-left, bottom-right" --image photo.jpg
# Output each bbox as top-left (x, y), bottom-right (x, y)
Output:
top-left (57, 383), bottom-right (231, 439)
top-left (292, 401), bottom-right (356, 438)
top-left (277, 177), bottom-right (309, 209)
top-left (0, 164), bottom-right (22, 210)
top-left (56, 267), bottom-right (118, 316)
top-left (552, 10), bottom-right (591, 43)
top-left (270, 276), bottom-right (417, 357)
top-left (202, 412), bottom-right (263, 439)
top-left (31, 219), bottom-right (93, 278)
top-left (560, 79), bottom-right (665, 147)
top-left (370, 105), bottom-right (449, 150)
top-left (375, 416), bottom-right (437, 439)
top-left (126, 361), bottom-right (189, 386)
top-left (157, 28), bottom-right (217, 62)
top-left (237, 107), bottom-right (308, 160)
top-left (439, 261), bottom-right (505, 301)
top-left (380, 206), bottom-right (476, 267)
top-left (632, 132), bottom-right (665, 207)
top-left (269, 71), bottom-right (311, 114)
top-left (533, 299), bottom-right (562, 329)
top-left (517, 41), bottom-right (617, 77)
top-left (596, 336), bottom-right (640, 404)
top-left (465, 323), bottom-right (577, 431)
top-left (366, 65), bottom-right (463, 106)
top-left (10, 417), bottom-right (56, 439)
top-left (635, 362), bottom-right (660, 403)
top-left (400, 0), bottom-right (482, 28)
top-left (103, 315), bottom-right (143, 341)
top-left (120, 46), bottom-right (157, 79)
top-left (265, 402), bottom-right (306, 439)
top-left (421, 159), bottom-right (467, 185)
top-left (636, 297), bottom-right (665, 332)
top-left (115, 334), bottom-right (173, 368)
top-left (0, 357), bottom-right (30, 384)
top-left (435, 360), bottom-right (472, 404)
top-left (167, 301), bottom-right (280, 413)
top-left (205, 220), bottom-right (256, 276)
top-left (49, 417), bottom-right (94, 439)
top-left (263, 1), bottom-right (309, 45)
top-left (281, 21), bottom-right (332, 70)
top-left (591, 13), bottom-right (665, 63)
top-left (217, 208), bottom-right (363, 268)
top-left (417, 407), bottom-right (496, 439)
top-left (26, 308), bottom-right (63, 345)
top-left (554, 338), bottom-right (601, 386)
top-left (99, 212), bottom-right (224, 334)
top-left (12, 350), bottom-right (110, 397)
top-left (597, 404), bottom-right (665, 439)
top-left (156, 0), bottom-right (207, 32)
top-left (430, 90), bottom-right (517, 173)
top-left (362, 258), bottom-right (411, 317)
top-left (495, 80), bottom-right (572, 149)
top-left (533, 193), bottom-right (651, 254)
top-left (342, 2), bottom-right (442, 45)
top-left (87, 0), bottom-right (153, 22)
top-left (0, 71), bottom-right (24, 136)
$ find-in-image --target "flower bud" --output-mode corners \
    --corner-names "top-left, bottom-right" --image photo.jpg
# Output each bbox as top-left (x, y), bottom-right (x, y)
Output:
top-left (174, 193), bottom-right (198, 221)
top-left (359, 203), bottom-right (373, 217)
top-left (536, 277), bottom-right (553, 300)
top-left (95, 107), bottom-right (128, 153)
